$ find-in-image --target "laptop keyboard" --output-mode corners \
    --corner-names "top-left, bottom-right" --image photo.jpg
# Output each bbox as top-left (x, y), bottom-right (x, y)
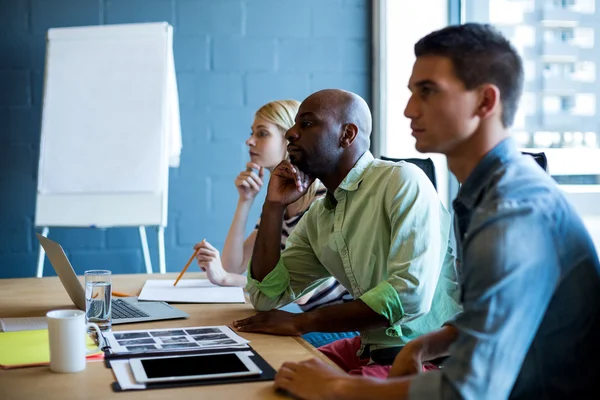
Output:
top-left (111, 299), bottom-right (150, 320)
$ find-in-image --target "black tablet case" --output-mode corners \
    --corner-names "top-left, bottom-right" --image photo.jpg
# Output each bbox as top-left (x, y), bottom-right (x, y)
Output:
top-left (104, 346), bottom-right (276, 392)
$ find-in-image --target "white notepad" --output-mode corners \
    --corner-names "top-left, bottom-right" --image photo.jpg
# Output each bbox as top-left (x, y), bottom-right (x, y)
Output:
top-left (138, 280), bottom-right (246, 304)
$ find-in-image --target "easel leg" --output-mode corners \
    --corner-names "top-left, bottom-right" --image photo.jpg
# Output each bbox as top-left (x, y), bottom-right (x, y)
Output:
top-left (158, 226), bottom-right (166, 274)
top-left (139, 226), bottom-right (153, 274)
top-left (36, 227), bottom-right (50, 278)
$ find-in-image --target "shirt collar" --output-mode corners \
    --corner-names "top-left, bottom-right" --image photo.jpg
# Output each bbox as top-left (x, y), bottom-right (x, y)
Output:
top-left (455, 137), bottom-right (520, 209)
top-left (322, 151), bottom-right (374, 211)
top-left (337, 151), bottom-right (374, 192)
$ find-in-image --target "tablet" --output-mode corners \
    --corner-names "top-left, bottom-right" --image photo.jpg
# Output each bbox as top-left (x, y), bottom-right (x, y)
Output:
top-left (129, 352), bottom-right (263, 383)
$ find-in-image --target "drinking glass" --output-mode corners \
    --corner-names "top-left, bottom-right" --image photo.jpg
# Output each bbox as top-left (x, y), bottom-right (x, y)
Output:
top-left (84, 270), bottom-right (112, 331)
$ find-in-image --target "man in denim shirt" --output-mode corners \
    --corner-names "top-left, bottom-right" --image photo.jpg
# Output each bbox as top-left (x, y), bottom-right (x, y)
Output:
top-left (273, 23), bottom-right (600, 399)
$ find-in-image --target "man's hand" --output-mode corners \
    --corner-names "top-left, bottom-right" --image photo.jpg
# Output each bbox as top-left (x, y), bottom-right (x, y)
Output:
top-left (388, 325), bottom-right (458, 378)
top-left (388, 341), bottom-right (423, 378)
top-left (266, 160), bottom-right (315, 206)
top-left (275, 358), bottom-right (349, 400)
top-left (233, 310), bottom-right (305, 336)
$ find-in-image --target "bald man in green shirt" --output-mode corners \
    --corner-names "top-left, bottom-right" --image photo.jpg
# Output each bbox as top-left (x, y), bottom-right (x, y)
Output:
top-left (234, 89), bottom-right (461, 377)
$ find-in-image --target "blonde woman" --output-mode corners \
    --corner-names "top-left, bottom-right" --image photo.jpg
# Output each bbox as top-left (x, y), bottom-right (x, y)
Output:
top-left (193, 100), bottom-right (354, 323)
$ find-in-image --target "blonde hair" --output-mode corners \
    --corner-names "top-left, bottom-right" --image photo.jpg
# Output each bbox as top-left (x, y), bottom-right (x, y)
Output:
top-left (254, 100), bottom-right (324, 215)
top-left (255, 99), bottom-right (300, 133)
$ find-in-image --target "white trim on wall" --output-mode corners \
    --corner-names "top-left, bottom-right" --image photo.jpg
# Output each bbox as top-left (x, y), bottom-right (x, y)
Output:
top-left (372, 0), bottom-right (451, 207)
top-left (371, 0), bottom-right (387, 158)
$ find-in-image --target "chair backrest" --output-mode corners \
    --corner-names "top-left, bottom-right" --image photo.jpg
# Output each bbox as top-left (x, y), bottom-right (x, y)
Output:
top-left (522, 151), bottom-right (548, 172)
top-left (380, 152), bottom-right (546, 192)
top-left (380, 156), bottom-right (437, 191)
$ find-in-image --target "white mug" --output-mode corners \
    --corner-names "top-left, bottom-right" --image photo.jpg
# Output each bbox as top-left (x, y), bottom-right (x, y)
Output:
top-left (46, 309), bottom-right (103, 373)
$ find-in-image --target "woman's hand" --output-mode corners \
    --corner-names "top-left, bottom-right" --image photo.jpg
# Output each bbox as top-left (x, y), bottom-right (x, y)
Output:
top-left (235, 162), bottom-right (265, 202)
top-left (193, 240), bottom-right (230, 286)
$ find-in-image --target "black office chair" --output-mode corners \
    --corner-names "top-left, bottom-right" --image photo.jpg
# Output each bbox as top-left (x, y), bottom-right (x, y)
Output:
top-left (522, 151), bottom-right (548, 172)
top-left (380, 152), bottom-right (546, 192)
top-left (380, 156), bottom-right (437, 191)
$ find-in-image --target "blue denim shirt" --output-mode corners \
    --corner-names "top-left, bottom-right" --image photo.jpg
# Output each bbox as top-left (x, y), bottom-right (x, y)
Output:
top-left (410, 138), bottom-right (600, 399)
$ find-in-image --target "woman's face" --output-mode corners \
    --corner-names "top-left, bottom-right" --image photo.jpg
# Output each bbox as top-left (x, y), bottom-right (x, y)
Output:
top-left (246, 117), bottom-right (288, 169)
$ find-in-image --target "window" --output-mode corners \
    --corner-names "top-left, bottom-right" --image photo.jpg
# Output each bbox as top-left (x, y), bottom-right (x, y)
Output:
top-left (490, 0), bottom-right (532, 24)
top-left (573, 61), bottom-right (596, 81)
top-left (542, 61), bottom-right (596, 81)
top-left (544, 27), bottom-right (575, 43)
top-left (573, 27), bottom-right (595, 48)
top-left (465, 0), bottom-right (600, 150)
top-left (543, 95), bottom-right (562, 113)
top-left (521, 92), bottom-right (537, 115)
top-left (375, 0), bottom-right (600, 252)
top-left (543, 62), bottom-right (574, 78)
top-left (514, 92), bottom-right (536, 133)
top-left (373, 0), bottom-right (451, 207)
top-left (549, 0), bottom-right (576, 8)
top-left (514, 26), bottom-right (536, 47)
top-left (574, 0), bottom-right (596, 13)
top-left (542, 27), bottom-right (594, 48)
top-left (463, 0), bottom-right (600, 251)
top-left (543, 62), bottom-right (558, 78)
top-left (533, 130), bottom-right (562, 147)
top-left (523, 61), bottom-right (536, 80)
top-left (560, 95), bottom-right (575, 111)
top-left (573, 93), bottom-right (596, 115)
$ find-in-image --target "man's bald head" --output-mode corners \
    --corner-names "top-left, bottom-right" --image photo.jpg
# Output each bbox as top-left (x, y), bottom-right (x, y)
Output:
top-left (285, 89), bottom-right (373, 181)
top-left (301, 89), bottom-right (372, 150)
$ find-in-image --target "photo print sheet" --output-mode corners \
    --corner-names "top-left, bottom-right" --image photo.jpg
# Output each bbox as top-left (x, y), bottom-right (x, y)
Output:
top-left (103, 325), bottom-right (250, 354)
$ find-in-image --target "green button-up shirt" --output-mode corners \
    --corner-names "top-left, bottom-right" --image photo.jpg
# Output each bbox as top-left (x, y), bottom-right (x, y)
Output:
top-left (247, 151), bottom-right (462, 351)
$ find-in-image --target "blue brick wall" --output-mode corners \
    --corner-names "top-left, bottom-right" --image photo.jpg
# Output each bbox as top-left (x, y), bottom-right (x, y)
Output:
top-left (0, 0), bottom-right (372, 278)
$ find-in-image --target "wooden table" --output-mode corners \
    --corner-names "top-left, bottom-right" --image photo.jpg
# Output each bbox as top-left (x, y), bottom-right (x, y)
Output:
top-left (0, 273), bottom-right (329, 399)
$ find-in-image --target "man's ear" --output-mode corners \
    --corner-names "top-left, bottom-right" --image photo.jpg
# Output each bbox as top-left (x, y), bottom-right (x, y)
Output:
top-left (476, 84), bottom-right (500, 121)
top-left (340, 123), bottom-right (359, 148)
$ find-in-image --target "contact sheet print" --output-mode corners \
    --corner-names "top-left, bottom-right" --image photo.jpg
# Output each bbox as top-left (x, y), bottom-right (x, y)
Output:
top-left (103, 326), bottom-right (250, 354)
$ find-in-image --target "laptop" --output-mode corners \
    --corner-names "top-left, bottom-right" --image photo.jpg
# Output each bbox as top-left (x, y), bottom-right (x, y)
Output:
top-left (36, 234), bottom-right (189, 325)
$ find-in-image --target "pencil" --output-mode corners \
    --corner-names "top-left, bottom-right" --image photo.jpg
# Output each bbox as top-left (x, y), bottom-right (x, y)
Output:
top-left (173, 239), bottom-right (204, 287)
top-left (93, 290), bottom-right (135, 298)
top-left (112, 291), bottom-right (135, 297)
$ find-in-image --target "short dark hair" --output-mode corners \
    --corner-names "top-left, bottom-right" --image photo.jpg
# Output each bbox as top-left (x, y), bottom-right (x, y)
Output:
top-left (414, 23), bottom-right (524, 128)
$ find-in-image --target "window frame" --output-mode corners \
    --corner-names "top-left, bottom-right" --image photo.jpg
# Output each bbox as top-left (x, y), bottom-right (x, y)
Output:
top-left (372, 0), bottom-right (600, 252)
top-left (371, 0), bottom-right (457, 208)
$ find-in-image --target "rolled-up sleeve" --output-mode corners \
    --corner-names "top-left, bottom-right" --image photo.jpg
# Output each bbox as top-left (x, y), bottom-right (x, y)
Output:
top-left (246, 210), bottom-right (331, 311)
top-left (411, 207), bottom-right (560, 399)
top-left (408, 370), bottom-right (462, 400)
top-left (360, 164), bottom-right (453, 334)
top-left (360, 280), bottom-right (404, 328)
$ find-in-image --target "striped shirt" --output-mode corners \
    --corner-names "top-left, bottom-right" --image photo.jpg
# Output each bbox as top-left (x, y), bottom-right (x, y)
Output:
top-left (254, 186), bottom-right (352, 312)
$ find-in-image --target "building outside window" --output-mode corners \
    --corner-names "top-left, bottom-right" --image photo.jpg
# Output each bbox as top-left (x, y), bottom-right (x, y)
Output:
top-left (464, 0), bottom-right (600, 249)
top-left (376, 0), bottom-right (600, 252)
